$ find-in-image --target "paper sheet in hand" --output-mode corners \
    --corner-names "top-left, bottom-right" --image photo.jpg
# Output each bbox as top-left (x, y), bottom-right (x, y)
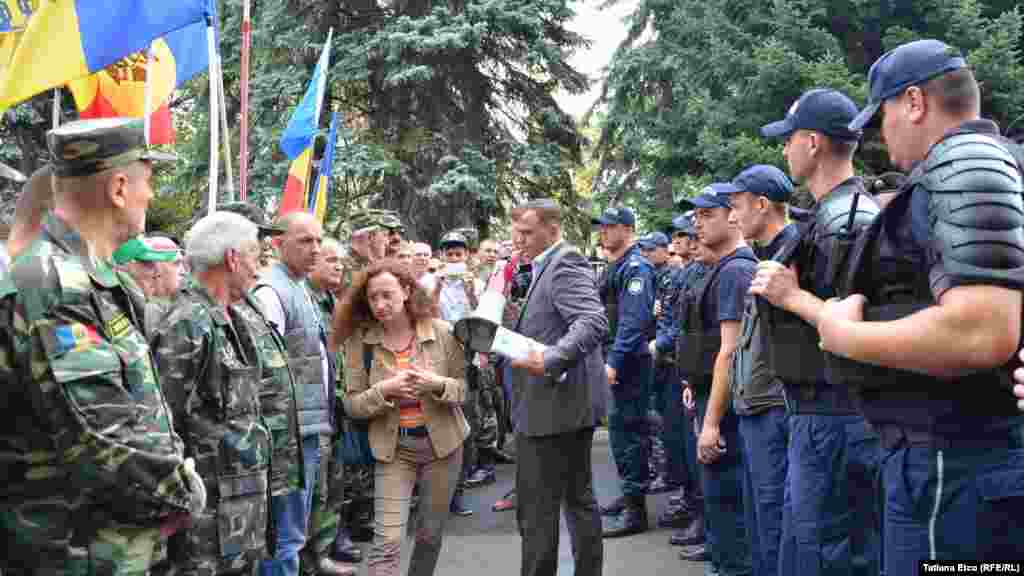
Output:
top-left (491, 326), bottom-right (546, 360)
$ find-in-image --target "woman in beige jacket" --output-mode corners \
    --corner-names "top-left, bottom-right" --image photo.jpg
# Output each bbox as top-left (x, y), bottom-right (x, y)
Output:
top-left (337, 258), bottom-right (469, 576)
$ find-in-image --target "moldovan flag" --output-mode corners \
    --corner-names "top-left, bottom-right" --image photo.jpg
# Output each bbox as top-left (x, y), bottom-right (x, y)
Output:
top-left (278, 30), bottom-right (332, 217)
top-left (66, 22), bottom-right (208, 145)
top-left (309, 111), bottom-right (338, 224)
top-left (0, 0), bottom-right (211, 110)
top-left (0, 0), bottom-right (40, 70)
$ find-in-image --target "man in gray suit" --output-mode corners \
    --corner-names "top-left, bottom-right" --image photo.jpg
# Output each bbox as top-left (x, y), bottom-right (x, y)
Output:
top-left (509, 198), bottom-right (608, 576)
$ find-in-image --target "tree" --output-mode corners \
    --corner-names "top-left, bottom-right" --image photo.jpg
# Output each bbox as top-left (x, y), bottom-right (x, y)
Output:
top-left (593, 0), bottom-right (1024, 216)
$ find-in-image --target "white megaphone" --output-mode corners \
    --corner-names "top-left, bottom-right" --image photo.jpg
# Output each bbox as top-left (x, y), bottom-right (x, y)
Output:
top-left (452, 262), bottom-right (547, 361)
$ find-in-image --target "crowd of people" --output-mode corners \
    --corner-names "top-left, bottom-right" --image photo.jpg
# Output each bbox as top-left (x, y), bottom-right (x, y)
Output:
top-left (2, 37), bottom-right (1024, 576)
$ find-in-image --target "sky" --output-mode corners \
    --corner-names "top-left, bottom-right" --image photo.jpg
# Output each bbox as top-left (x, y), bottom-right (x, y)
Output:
top-left (554, 0), bottom-right (640, 118)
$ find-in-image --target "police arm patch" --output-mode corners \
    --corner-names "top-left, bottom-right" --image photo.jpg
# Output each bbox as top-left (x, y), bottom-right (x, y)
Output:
top-left (627, 277), bottom-right (644, 295)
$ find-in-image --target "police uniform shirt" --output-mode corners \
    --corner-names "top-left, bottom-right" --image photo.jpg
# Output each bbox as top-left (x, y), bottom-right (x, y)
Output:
top-left (702, 246), bottom-right (757, 331)
top-left (757, 222), bottom-right (800, 262)
top-left (654, 264), bottom-right (688, 356)
top-left (606, 243), bottom-right (656, 374)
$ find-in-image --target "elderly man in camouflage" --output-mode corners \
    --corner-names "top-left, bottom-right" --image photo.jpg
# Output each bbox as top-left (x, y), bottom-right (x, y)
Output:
top-left (217, 202), bottom-right (307, 576)
top-left (304, 237), bottom-right (360, 576)
top-left (0, 118), bottom-right (206, 574)
top-left (148, 211), bottom-right (272, 576)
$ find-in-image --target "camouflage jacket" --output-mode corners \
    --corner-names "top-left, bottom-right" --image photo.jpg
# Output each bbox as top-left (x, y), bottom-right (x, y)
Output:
top-left (0, 215), bottom-right (191, 566)
top-left (310, 285), bottom-right (348, 398)
top-left (149, 279), bottom-right (270, 572)
top-left (233, 293), bottom-right (304, 497)
top-left (340, 252), bottom-right (372, 292)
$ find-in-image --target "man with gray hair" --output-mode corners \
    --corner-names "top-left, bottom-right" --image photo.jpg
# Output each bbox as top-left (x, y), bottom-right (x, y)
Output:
top-left (253, 211), bottom-right (333, 576)
top-left (149, 211), bottom-right (271, 575)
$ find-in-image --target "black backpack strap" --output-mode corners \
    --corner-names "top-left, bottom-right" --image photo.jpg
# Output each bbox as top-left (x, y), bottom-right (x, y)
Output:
top-left (363, 342), bottom-right (373, 375)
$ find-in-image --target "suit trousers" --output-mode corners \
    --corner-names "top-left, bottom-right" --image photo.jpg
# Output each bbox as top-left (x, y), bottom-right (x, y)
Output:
top-left (516, 427), bottom-right (603, 576)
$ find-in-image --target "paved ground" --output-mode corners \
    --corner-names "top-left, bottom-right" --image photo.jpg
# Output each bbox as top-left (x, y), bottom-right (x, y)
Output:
top-left (346, 428), bottom-right (708, 575)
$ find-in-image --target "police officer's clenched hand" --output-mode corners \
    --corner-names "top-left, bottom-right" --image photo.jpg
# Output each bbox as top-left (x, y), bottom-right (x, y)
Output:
top-left (817, 295), bottom-right (867, 354)
top-left (749, 261), bottom-right (800, 310)
top-left (697, 423), bottom-right (726, 465)
top-left (606, 365), bottom-right (618, 387)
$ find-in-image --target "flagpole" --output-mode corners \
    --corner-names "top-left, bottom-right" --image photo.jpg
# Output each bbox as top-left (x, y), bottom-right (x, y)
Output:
top-left (51, 88), bottom-right (59, 129)
top-left (216, 51), bottom-right (235, 200)
top-left (238, 0), bottom-right (252, 201)
top-left (143, 45), bottom-right (153, 145)
top-left (207, 20), bottom-right (219, 214)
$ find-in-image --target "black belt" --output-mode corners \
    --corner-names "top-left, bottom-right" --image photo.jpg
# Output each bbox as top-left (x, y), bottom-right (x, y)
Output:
top-left (878, 423), bottom-right (1024, 451)
top-left (399, 425), bottom-right (429, 438)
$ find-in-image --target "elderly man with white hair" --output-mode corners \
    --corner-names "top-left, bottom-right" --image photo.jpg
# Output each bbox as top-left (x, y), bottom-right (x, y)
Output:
top-left (149, 211), bottom-right (272, 575)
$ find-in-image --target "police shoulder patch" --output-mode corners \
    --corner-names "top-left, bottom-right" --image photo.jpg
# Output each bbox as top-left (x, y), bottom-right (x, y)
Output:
top-left (627, 277), bottom-right (644, 295)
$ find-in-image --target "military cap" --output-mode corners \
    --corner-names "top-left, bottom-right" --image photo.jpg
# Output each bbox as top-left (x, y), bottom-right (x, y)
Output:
top-left (591, 206), bottom-right (636, 226)
top-left (439, 231), bottom-right (469, 249)
top-left (113, 235), bottom-right (181, 266)
top-left (850, 39), bottom-right (967, 130)
top-left (47, 117), bottom-right (177, 178)
top-left (452, 227), bottom-right (478, 248)
top-left (375, 210), bottom-right (405, 232)
top-left (349, 211), bottom-right (380, 236)
top-left (639, 231), bottom-right (670, 250)
top-left (219, 201), bottom-right (285, 237)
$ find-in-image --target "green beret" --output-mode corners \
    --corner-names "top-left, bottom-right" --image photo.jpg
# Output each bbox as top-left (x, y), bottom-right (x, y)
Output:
top-left (47, 118), bottom-right (176, 178)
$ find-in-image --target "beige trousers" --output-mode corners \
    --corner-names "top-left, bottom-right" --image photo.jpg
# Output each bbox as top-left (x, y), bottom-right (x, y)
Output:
top-left (368, 434), bottom-right (463, 576)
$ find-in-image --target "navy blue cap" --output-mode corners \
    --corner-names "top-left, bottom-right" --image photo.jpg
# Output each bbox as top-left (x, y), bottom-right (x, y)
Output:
top-left (672, 213), bottom-right (696, 236)
top-left (639, 231), bottom-right (670, 250)
top-left (850, 39), bottom-right (967, 130)
top-left (690, 183), bottom-right (738, 209)
top-left (729, 165), bottom-right (794, 203)
top-left (761, 89), bottom-right (862, 141)
top-left (591, 206), bottom-right (636, 226)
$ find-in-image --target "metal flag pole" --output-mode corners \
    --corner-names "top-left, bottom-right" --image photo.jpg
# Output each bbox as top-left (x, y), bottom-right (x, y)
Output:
top-left (51, 88), bottom-right (59, 129)
top-left (216, 50), bottom-right (235, 200)
top-left (207, 19), bottom-right (219, 214)
top-left (238, 0), bottom-right (252, 201)
top-left (143, 45), bottom-right (153, 144)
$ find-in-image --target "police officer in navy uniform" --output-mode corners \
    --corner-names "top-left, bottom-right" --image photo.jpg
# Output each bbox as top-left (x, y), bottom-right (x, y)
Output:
top-left (640, 231), bottom-right (676, 493)
top-left (592, 206), bottom-right (656, 538)
top-left (679, 185), bottom-right (755, 575)
top-left (718, 165), bottom-right (799, 576)
top-left (762, 40), bottom-right (1024, 572)
top-left (752, 89), bottom-right (882, 576)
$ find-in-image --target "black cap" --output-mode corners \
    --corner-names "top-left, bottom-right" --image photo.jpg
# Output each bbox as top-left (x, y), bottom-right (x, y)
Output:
top-left (850, 39), bottom-right (967, 130)
top-left (219, 202), bottom-right (286, 237)
top-left (761, 88), bottom-right (862, 142)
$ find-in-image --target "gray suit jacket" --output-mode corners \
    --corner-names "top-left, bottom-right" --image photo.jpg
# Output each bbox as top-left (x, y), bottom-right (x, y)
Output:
top-left (512, 241), bottom-right (609, 437)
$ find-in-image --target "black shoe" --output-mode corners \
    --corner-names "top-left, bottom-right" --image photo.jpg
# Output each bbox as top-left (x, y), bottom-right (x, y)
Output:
top-left (598, 495), bottom-right (626, 516)
top-left (330, 527), bottom-right (363, 564)
top-left (601, 500), bottom-right (648, 538)
top-left (678, 543), bottom-right (709, 562)
top-left (647, 475), bottom-right (678, 495)
top-left (658, 502), bottom-right (696, 529)
top-left (464, 467), bottom-right (496, 489)
top-left (669, 518), bottom-right (706, 547)
top-left (450, 489), bottom-right (474, 516)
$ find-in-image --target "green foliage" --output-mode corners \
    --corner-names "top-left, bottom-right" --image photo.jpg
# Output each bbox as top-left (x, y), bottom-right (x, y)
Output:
top-left (593, 0), bottom-right (1024, 222)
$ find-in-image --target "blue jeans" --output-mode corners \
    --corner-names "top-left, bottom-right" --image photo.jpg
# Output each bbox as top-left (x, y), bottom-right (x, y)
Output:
top-left (261, 434), bottom-right (321, 576)
top-left (739, 407), bottom-right (788, 576)
top-left (608, 355), bottom-right (652, 498)
top-left (882, 436), bottom-right (1024, 575)
top-left (779, 414), bottom-right (877, 576)
top-left (696, 393), bottom-right (751, 576)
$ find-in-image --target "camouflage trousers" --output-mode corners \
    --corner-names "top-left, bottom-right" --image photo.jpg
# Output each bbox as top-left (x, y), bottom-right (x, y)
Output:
top-left (2, 518), bottom-right (162, 576)
top-left (462, 362), bottom-right (501, 474)
top-left (300, 435), bottom-right (347, 575)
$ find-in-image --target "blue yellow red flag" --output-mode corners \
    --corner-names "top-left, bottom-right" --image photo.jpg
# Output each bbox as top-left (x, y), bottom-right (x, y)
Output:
top-left (279, 147), bottom-right (313, 216)
top-left (279, 29), bottom-right (332, 160)
top-left (54, 322), bottom-right (102, 354)
top-left (0, 0), bottom-right (212, 110)
top-left (66, 20), bottom-right (208, 145)
top-left (309, 111), bottom-right (338, 223)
